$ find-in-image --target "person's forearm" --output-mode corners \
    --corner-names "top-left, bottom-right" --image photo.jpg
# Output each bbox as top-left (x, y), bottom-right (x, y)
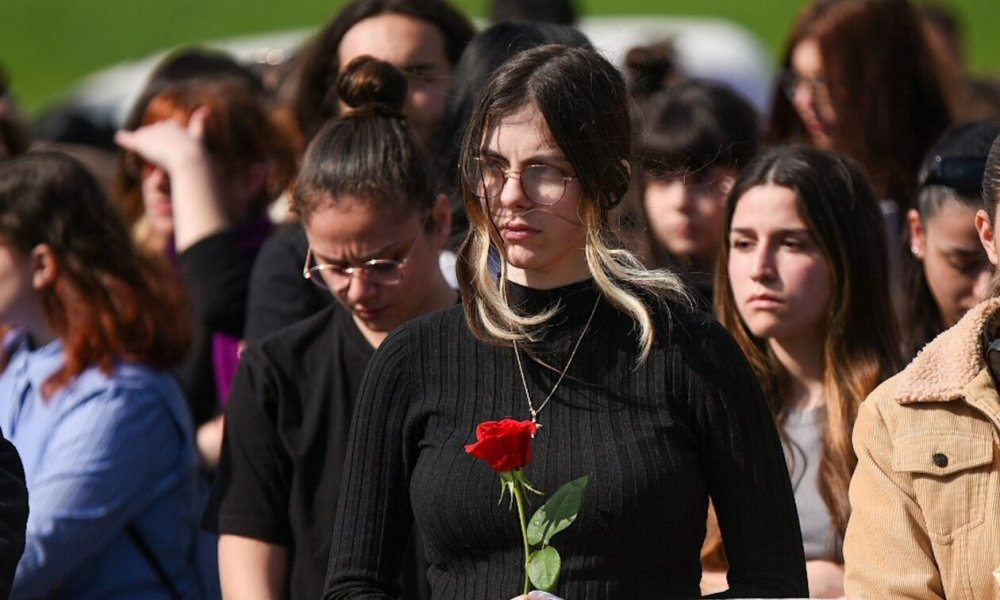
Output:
top-left (169, 152), bottom-right (230, 253)
top-left (219, 534), bottom-right (288, 600)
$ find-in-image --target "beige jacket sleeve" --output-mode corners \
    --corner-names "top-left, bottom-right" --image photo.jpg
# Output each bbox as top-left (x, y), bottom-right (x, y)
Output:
top-left (843, 390), bottom-right (944, 599)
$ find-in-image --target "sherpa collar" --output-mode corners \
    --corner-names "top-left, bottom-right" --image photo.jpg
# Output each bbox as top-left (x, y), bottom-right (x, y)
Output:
top-left (895, 297), bottom-right (1000, 404)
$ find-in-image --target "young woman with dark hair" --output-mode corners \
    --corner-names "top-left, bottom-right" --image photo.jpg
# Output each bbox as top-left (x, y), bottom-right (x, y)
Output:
top-left (628, 79), bottom-right (760, 309)
top-left (714, 145), bottom-right (902, 598)
top-left (769, 0), bottom-right (952, 209)
top-left (204, 56), bottom-right (455, 600)
top-left (0, 151), bottom-right (203, 597)
top-left (843, 132), bottom-right (1000, 597)
top-left (900, 120), bottom-right (1000, 360)
top-left (324, 44), bottom-right (807, 600)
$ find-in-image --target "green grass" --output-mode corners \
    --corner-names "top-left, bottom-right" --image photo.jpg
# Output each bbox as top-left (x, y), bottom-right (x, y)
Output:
top-left (1, 0), bottom-right (998, 114)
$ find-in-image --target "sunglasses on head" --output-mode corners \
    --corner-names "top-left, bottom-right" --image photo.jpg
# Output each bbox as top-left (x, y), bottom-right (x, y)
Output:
top-left (919, 155), bottom-right (987, 197)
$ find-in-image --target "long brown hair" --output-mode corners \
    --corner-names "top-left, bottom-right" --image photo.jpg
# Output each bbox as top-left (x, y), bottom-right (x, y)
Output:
top-left (715, 145), bottom-right (903, 534)
top-left (769, 0), bottom-right (952, 207)
top-left (0, 152), bottom-right (191, 397)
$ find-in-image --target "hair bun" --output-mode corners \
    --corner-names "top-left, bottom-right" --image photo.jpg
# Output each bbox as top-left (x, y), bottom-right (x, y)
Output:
top-left (624, 41), bottom-right (678, 99)
top-left (336, 56), bottom-right (408, 117)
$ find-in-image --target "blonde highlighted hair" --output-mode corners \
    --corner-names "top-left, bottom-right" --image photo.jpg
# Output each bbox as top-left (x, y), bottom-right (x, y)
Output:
top-left (456, 45), bottom-right (689, 361)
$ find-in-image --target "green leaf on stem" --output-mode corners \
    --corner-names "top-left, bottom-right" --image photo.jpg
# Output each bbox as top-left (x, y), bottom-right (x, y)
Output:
top-left (527, 546), bottom-right (561, 592)
top-left (526, 475), bottom-right (589, 546)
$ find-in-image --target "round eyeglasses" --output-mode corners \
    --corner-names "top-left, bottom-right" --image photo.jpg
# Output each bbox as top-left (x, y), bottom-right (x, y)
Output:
top-left (469, 157), bottom-right (577, 206)
top-left (780, 69), bottom-right (831, 106)
top-left (302, 231), bottom-right (422, 290)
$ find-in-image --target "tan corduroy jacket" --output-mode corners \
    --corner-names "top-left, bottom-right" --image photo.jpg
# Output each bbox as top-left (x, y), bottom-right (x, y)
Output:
top-left (844, 298), bottom-right (1000, 599)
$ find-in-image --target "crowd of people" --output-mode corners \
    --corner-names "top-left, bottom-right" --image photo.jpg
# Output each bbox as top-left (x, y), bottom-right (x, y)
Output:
top-left (0, 0), bottom-right (999, 598)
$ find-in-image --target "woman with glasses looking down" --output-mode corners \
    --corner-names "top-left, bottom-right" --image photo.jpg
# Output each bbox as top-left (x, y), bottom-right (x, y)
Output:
top-left (323, 44), bottom-right (807, 600)
top-left (202, 56), bottom-right (455, 600)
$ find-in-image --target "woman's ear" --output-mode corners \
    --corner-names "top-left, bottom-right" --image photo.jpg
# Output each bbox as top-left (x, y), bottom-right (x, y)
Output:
top-left (976, 209), bottom-right (999, 266)
top-left (907, 208), bottom-right (926, 260)
top-left (30, 244), bottom-right (58, 290)
top-left (620, 158), bottom-right (632, 178)
top-left (429, 194), bottom-right (453, 247)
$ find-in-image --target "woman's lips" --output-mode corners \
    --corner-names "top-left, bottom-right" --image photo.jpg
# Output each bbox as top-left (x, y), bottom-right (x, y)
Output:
top-left (354, 306), bottom-right (385, 321)
top-left (746, 294), bottom-right (783, 309)
top-left (501, 223), bottom-right (540, 241)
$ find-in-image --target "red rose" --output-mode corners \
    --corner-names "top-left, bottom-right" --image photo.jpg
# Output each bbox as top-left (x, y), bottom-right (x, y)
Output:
top-left (464, 419), bottom-right (538, 473)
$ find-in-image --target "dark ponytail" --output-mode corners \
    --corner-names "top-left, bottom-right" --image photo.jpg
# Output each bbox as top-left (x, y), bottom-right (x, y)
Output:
top-left (292, 56), bottom-right (436, 223)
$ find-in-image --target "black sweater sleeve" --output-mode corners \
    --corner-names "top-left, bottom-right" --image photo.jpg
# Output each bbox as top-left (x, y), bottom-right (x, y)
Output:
top-left (681, 320), bottom-right (808, 597)
top-left (0, 434), bottom-right (27, 600)
top-left (177, 229), bottom-right (255, 337)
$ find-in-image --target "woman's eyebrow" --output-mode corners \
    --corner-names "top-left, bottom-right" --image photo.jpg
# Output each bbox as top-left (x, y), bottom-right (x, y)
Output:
top-left (478, 148), bottom-right (569, 165)
top-left (312, 241), bottom-right (404, 265)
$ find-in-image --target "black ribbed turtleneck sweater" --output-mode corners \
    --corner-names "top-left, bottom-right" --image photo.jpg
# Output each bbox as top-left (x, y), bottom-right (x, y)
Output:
top-left (324, 280), bottom-right (807, 599)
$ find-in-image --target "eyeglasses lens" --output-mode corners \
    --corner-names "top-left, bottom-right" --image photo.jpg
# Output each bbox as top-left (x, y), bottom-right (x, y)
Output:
top-left (475, 162), bottom-right (566, 206)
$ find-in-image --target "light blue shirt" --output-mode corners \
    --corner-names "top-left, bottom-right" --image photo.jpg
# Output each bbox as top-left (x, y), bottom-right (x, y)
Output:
top-left (0, 333), bottom-right (202, 599)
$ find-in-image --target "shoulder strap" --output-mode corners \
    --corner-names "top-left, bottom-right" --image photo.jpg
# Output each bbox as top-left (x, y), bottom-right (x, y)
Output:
top-left (126, 523), bottom-right (183, 600)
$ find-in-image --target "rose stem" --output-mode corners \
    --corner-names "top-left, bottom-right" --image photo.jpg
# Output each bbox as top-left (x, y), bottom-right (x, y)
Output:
top-left (512, 476), bottom-right (531, 595)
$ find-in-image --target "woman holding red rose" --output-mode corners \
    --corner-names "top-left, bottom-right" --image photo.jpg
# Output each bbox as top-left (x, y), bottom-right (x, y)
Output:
top-left (324, 45), bottom-right (807, 599)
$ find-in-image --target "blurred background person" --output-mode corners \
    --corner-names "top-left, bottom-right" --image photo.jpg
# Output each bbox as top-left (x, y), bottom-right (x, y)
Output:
top-left (769, 0), bottom-right (952, 217)
top-left (626, 78), bottom-right (760, 309)
top-left (711, 145), bottom-right (902, 599)
top-left (0, 151), bottom-right (205, 598)
top-left (900, 120), bottom-right (999, 360)
top-left (115, 76), bottom-right (297, 469)
top-left (290, 0), bottom-right (474, 145)
top-left (623, 40), bottom-right (682, 101)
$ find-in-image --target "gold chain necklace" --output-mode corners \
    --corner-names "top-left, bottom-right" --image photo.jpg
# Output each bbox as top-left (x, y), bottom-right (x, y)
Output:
top-left (513, 295), bottom-right (600, 427)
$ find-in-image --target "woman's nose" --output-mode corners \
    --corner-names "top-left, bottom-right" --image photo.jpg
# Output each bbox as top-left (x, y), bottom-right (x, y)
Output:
top-left (344, 271), bottom-right (376, 304)
top-left (750, 247), bottom-right (777, 282)
top-left (497, 170), bottom-right (530, 209)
